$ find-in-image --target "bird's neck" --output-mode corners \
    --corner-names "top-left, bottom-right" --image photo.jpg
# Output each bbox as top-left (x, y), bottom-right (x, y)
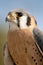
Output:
top-left (9, 23), bottom-right (19, 31)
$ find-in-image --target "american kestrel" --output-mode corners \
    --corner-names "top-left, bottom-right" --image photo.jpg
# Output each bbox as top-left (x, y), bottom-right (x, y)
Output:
top-left (4, 9), bottom-right (43, 65)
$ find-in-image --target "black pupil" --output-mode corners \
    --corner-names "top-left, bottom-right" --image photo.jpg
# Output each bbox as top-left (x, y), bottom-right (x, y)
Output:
top-left (16, 12), bottom-right (23, 17)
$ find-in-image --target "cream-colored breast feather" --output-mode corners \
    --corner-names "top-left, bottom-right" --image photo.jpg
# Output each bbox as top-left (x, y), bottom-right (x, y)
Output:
top-left (8, 29), bottom-right (43, 65)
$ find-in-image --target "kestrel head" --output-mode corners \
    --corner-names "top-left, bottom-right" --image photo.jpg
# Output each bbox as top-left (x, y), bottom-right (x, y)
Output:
top-left (5, 9), bottom-right (38, 31)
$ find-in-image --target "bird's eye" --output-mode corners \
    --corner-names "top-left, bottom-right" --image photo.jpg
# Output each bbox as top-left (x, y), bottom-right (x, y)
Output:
top-left (16, 12), bottom-right (23, 17)
top-left (26, 16), bottom-right (31, 26)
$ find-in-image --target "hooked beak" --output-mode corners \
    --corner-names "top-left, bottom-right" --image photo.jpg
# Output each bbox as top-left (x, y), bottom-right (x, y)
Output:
top-left (5, 17), bottom-right (8, 22)
top-left (5, 12), bottom-right (18, 23)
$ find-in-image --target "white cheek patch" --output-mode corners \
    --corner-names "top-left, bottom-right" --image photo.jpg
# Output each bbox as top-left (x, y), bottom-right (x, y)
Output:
top-left (20, 16), bottom-right (28, 29)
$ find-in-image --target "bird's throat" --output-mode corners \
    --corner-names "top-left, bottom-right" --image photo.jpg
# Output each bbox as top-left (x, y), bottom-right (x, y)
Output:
top-left (9, 22), bottom-right (19, 31)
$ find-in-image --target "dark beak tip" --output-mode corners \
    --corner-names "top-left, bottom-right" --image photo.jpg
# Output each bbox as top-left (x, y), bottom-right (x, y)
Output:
top-left (5, 17), bottom-right (8, 22)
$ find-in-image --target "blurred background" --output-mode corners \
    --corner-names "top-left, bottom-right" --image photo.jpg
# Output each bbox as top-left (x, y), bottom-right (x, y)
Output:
top-left (0, 0), bottom-right (43, 65)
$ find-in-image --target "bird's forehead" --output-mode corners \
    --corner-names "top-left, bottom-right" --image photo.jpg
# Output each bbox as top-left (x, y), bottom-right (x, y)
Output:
top-left (11, 9), bottom-right (32, 16)
top-left (13, 9), bottom-right (25, 13)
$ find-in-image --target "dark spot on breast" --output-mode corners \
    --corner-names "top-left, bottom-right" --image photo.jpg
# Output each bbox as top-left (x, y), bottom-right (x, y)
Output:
top-left (32, 56), bottom-right (34, 59)
top-left (25, 47), bottom-right (27, 53)
top-left (14, 62), bottom-right (16, 65)
top-left (34, 59), bottom-right (36, 62)
top-left (35, 62), bottom-right (37, 65)
top-left (40, 59), bottom-right (42, 62)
